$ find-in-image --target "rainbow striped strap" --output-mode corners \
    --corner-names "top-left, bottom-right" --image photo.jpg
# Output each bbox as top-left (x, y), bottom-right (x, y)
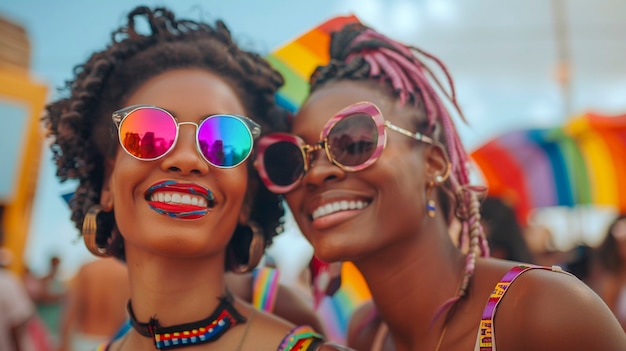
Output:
top-left (278, 326), bottom-right (324, 351)
top-left (477, 264), bottom-right (567, 351)
top-left (252, 267), bottom-right (280, 312)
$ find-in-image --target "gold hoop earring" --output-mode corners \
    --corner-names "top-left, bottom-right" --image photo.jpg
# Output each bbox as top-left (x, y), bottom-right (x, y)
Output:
top-left (82, 205), bottom-right (113, 257)
top-left (232, 222), bottom-right (265, 273)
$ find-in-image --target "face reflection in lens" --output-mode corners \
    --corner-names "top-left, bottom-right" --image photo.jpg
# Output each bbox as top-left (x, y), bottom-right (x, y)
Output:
top-left (120, 109), bottom-right (177, 159)
top-left (198, 115), bottom-right (252, 167)
top-left (327, 113), bottom-right (378, 167)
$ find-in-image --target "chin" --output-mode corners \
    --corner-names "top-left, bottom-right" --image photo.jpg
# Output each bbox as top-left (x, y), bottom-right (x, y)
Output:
top-left (311, 242), bottom-right (354, 263)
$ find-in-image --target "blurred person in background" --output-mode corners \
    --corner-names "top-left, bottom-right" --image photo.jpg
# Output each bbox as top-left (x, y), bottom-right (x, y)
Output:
top-left (29, 256), bottom-right (67, 344)
top-left (56, 257), bottom-right (129, 351)
top-left (523, 223), bottom-right (563, 267)
top-left (593, 214), bottom-right (626, 330)
top-left (480, 196), bottom-right (535, 263)
top-left (0, 247), bottom-right (36, 351)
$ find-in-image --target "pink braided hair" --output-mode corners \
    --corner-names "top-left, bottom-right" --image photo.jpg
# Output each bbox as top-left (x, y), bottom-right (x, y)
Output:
top-left (311, 24), bottom-right (490, 323)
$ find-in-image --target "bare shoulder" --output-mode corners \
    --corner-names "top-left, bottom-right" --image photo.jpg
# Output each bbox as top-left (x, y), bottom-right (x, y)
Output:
top-left (492, 263), bottom-right (626, 351)
top-left (316, 343), bottom-right (356, 351)
top-left (236, 302), bottom-right (340, 351)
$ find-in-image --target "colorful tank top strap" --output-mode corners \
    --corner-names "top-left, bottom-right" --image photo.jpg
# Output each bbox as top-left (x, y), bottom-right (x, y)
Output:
top-left (476, 264), bottom-right (568, 351)
top-left (252, 267), bottom-right (280, 313)
top-left (278, 325), bottom-right (325, 351)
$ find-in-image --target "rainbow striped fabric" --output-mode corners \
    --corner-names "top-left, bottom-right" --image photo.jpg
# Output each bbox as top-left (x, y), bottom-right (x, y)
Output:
top-left (252, 267), bottom-right (280, 312)
top-left (265, 15), bottom-right (360, 113)
top-left (471, 112), bottom-right (626, 222)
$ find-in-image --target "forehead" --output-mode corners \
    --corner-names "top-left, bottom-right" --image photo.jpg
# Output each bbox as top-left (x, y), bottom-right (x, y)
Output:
top-left (294, 81), bottom-right (411, 132)
top-left (124, 69), bottom-right (246, 116)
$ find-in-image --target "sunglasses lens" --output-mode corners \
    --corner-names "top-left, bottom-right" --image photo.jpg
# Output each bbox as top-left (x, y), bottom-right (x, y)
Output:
top-left (327, 113), bottom-right (378, 167)
top-left (198, 115), bottom-right (252, 167)
top-left (119, 108), bottom-right (177, 160)
top-left (263, 140), bottom-right (305, 187)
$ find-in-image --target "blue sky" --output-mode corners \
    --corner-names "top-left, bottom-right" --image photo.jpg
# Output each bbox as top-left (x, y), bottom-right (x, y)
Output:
top-left (1, 0), bottom-right (625, 277)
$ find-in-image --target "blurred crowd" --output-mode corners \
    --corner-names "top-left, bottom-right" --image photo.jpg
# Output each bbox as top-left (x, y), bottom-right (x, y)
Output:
top-left (480, 196), bottom-right (626, 331)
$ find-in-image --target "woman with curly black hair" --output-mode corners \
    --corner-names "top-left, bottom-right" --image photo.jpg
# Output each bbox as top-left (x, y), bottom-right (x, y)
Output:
top-left (44, 6), bottom-right (347, 351)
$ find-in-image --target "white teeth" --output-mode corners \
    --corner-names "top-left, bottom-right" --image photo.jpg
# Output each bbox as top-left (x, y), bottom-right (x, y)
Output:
top-left (181, 195), bottom-right (191, 204)
top-left (150, 192), bottom-right (208, 207)
top-left (312, 200), bottom-right (370, 220)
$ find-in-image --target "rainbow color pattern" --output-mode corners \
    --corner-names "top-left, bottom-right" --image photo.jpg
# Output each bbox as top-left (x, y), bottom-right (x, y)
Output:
top-left (471, 112), bottom-right (626, 223)
top-left (153, 308), bottom-right (236, 349)
top-left (252, 267), bottom-right (280, 312)
top-left (316, 262), bottom-right (372, 343)
top-left (265, 15), bottom-right (372, 344)
top-left (266, 15), bottom-right (360, 113)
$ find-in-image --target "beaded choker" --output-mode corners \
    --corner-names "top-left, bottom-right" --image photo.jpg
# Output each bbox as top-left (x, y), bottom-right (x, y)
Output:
top-left (127, 291), bottom-right (246, 350)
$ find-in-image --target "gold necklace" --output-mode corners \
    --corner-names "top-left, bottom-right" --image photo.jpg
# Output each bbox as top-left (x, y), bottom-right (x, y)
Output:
top-left (116, 335), bottom-right (128, 351)
top-left (433, 323), bottom-right (449, 351)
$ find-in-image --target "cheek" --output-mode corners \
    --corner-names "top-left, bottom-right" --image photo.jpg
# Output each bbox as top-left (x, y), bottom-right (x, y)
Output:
top-left (222, 166), bottom-right (250, 207)
top-left (377, 144), bottom-right (424, 192)
top-left (111, 156), bottom-right (146, 196)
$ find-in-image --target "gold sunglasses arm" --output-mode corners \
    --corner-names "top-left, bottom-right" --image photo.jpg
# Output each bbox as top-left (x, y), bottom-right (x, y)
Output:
top-left (384, 120), bottom-right (434, 144)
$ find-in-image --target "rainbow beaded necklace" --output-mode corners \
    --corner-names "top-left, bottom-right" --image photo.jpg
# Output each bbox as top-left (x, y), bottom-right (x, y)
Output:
top-left (127, 291), bottom-right (246, 350)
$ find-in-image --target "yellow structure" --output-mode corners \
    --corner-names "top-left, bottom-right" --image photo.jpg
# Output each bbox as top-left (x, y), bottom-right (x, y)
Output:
top-left (0, 15), bottom-right (47, 275)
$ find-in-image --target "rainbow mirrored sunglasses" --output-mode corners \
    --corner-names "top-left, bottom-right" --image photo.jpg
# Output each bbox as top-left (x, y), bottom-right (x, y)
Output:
top-left (112, 105), bottom-right (260, 168)
top-left (256, 101), bottom-right (434, 194)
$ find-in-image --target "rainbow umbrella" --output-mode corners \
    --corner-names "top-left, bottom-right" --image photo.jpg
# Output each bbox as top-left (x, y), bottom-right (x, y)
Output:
top-left (471, 112), bottom-right (626, 223)
top-left (265, 15), bottom-right (372, 343)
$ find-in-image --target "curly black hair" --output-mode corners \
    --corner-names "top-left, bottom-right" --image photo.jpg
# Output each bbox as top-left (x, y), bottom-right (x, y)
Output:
top-left (43, 6), bottom-right (287, 269)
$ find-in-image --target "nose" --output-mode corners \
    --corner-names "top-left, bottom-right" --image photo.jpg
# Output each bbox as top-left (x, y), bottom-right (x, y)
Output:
top-left (302, 148), bottom-right (346, 190)
top-left (160, 123), bottom-right (209, 175)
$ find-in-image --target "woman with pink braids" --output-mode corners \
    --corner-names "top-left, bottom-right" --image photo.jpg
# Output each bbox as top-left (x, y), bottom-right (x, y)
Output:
top-left (255, 21), bottom-right (626, 350)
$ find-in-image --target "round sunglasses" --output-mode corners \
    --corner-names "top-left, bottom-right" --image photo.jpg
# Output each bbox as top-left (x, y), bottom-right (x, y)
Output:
top-left (256, 101), bottom-right (434, 194)
top-left (112, 105), bottom-right (260, 168)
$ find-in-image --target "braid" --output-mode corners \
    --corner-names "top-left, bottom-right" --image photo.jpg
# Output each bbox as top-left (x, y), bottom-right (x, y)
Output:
top-left (44, 6), bottom-right (286, 263)
top-left (311, 22), bottom-right (489, 316)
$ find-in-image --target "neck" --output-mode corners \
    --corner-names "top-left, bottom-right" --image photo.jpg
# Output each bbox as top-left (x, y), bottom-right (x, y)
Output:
top-left (124, 249), bottom-right (230, 334)
top-left (353, 225), bottom-right (466, 347)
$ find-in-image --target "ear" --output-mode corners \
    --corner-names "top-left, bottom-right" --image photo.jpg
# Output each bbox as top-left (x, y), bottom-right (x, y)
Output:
top-left (99, 158), bottom-right (115, 211)
top-left (423, 144), bottom-right (450, 182)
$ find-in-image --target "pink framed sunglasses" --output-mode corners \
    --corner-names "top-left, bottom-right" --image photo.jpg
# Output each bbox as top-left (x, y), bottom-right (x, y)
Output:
top-left (256, 101), bottom-right (434, 194)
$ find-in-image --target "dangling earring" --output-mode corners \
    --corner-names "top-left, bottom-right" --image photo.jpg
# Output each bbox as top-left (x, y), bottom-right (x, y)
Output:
top-left (231, 221), bottom-right (265, 273)
top-left (427, 181), bottom-right (437, 218)
top-left (82, 205), bottom-right (113, 257)
top-left (426, 167), bottom-right (450, 218)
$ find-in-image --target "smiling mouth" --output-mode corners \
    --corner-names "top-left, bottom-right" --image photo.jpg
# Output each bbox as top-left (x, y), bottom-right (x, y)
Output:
top-left (145, 180), bottom-right (215, 219)
top-left (311, 199), bottom-right (371, 220)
